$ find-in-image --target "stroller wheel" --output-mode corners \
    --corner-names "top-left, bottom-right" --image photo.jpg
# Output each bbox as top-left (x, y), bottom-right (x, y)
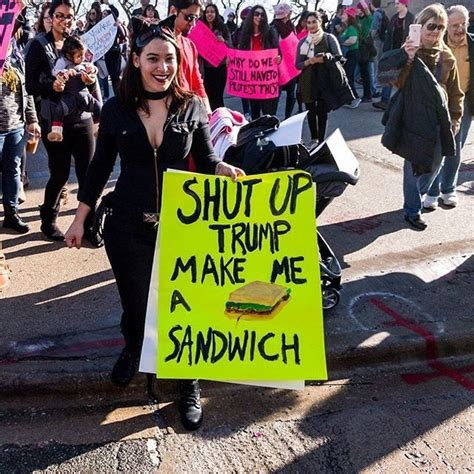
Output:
top-left (322, 287), bottom-right (340, 310)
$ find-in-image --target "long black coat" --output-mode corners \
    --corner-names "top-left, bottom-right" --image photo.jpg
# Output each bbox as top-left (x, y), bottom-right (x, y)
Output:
top-left (380, 50), bottom-right (455, 171)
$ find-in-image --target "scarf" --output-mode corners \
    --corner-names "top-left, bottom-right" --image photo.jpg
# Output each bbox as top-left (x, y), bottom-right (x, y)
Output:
top-left (301, 29), bottom-right (325, 58)
top-left (0, 42), bottom-right (21, 93)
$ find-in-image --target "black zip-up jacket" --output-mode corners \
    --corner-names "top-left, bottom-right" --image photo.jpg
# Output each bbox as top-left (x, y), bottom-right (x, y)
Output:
top-left (78, 96), bottom-right (221, 215)
top-left (466, 33), bottom-right (474, 114)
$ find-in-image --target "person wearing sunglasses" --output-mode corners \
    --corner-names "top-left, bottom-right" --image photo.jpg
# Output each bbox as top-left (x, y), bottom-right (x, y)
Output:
top-left (238, 5), bottom-right (280, 120)
top-left (168, 0), bottom-right (211, 115)
top-left (379, 4), bottom-right (464, 230)
top-left (25, 0), bottom-right (101, 241)
top-left (425, 5), bottom-right (473, 209)
top-left (64, 24), bottom-right (244, 431)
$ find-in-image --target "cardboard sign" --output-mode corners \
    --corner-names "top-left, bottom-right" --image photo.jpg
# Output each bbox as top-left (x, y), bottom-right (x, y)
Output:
top-left (155, 170), bottom-right (327, 381)
top-left (226, 48), bottom-right (279, 99)
top-left (82, 14), bottom-right (117, 61)
top-left (188, 21), bottom-right (229, 68)
top-left (278, 32), bottom-right (301, 86)
top-left (0, 0), bottom-right (21, 75)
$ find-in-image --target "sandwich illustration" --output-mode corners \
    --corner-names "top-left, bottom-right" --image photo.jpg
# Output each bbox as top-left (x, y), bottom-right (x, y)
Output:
top-left (225, 281), bottom-right (291, 316)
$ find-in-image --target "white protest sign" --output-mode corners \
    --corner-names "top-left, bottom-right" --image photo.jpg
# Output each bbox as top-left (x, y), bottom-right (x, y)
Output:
top-left (82, 14), bottom-right (117, 61)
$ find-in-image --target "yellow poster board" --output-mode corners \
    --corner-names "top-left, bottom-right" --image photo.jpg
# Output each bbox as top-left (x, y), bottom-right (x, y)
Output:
top-left (156, 170), bottom-right (327, 380)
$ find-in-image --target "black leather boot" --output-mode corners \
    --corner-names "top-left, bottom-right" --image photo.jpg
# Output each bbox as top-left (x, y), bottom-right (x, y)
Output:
top-left (40, 205), bottom-right (64, 241)
top-left (3, 206), bottom-right (29, 234)
top-left (111, 347), bottom-right (139, 387)
top-left (179, 380), bottom-right (203, 431)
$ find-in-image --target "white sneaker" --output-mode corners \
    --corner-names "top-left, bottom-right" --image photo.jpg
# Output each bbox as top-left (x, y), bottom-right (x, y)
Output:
top-left (441, 192), bottom-right (458, 207)
top-left (344, 98), bottom-right (361, 109)
top-left (423, 195), bottom-right (439, 210)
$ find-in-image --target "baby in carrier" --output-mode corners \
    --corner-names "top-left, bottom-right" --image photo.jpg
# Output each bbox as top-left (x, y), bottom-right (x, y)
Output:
top-left (48, 35), bottom-right (101, 142)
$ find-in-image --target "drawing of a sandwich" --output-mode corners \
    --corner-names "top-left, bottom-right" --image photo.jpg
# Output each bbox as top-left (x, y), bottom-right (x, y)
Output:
top-left (225, 281), bottom-right (291, 317)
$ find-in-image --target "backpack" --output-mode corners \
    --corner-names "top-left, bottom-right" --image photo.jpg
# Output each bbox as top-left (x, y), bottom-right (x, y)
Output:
top-left (378, 10), bottom-right (389, 42)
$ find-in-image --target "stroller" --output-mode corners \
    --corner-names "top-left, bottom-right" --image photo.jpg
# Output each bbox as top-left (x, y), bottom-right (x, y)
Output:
top-left (220, 114), bottom-right (360, 311)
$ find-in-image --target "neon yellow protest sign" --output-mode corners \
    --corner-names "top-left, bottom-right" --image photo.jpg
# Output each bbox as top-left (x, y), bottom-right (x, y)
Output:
top-left (156, 170), bottom-right (327, 380)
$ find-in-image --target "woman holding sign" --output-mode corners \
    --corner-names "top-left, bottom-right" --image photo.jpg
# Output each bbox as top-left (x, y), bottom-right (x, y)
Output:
top-left (199, 4), bottom-right (232, 110)
top-left (64, 23), bottom-right (244, 430)
top-left (238, 5), bottom-right (280, 120)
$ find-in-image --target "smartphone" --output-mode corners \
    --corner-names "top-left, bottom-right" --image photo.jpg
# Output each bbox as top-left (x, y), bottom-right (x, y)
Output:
top-left (409, 24), bottom-right (422, 47)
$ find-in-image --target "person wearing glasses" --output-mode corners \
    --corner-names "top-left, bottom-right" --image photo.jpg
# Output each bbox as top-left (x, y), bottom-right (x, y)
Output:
top-left (379, 4), bottom-right (463, 230)
top-left (64, 24), bottom-right (244, 430)
top-left (199, 4), bottom-right (232, 110)
top-left (25, 0), bottom-right (101, 242)
top-left (238, 5), bottom-right (280, 120)
top-left (425, 5), bottom-right (473, 209)
top-left (168, 0), bottom-right (211, 115)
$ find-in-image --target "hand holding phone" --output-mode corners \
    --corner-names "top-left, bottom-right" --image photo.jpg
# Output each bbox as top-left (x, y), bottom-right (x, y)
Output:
top-left (409, 24), bottom-right (422, 47)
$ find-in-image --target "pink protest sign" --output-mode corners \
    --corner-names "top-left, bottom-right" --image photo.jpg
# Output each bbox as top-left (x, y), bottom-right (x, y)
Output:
top-left (0, 1), bottom-right (21, 75)
top-left (297, 31), bottom-right (307, 40)
top-left (278, 32), bottom-right (301, 86)
top-left (188, 21), bottom-right (228, 68)
top-left (226, 48), bottom-right (279, 99)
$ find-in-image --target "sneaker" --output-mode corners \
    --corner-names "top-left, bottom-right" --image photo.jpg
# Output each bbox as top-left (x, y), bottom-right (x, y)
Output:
top-left (0, 253), bottom-right (11, 291)
top-left (344, 98), bottom-right (361, 109)
top-left (423, 195), bottom-right (439, 210)
top-left (361, 96), bottom-right (372, 103)
top-left (179, 380), bottom-right (203, 431)
top-left (404, 214), bottom-right (427, 230)
top-left (441, 192), bottom-right (458, 207)
top-left (372, 100), bottom-right (387, 111)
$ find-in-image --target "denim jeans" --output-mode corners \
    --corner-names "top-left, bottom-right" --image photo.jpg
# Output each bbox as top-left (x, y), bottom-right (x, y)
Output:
top-left (381, 85), bottom-right (392, 103)
top-left (427, 101), bottom-right (473, 196)
top-left (0, 127), bottom-right (25, 209)
top-left (403, 136), bottom-right (444, 217)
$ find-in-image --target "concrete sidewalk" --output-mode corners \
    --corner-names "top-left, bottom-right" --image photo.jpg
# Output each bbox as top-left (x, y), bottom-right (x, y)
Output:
top-left (1, 97), bottom-right (473, 395)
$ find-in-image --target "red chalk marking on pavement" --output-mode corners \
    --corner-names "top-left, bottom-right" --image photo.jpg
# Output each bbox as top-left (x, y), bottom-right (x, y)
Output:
top-left (370, 298), bottom-right (474, 392)
top-left (0, 337), bottom-right (124, 365)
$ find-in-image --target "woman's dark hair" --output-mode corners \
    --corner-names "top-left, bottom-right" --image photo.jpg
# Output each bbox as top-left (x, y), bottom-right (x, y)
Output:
top-left (85, 3), bottom-right (101, 29)
top-left (37, 2), bottom-right (52, 33)
top-left (201, 4), bottom-right (230, 41)
top-left (118, 26), bottom-right (193, 114)
top-left (49, 0), bottom-right (75, 18)
top-left (169, 0), bottom-right (202, 10)
top-left (61, 34), bottom-right (85, 61)
top-left (239, 5), bottom-right (269, 50)
top-left (306, 11), bottom-right (321, 22)
top-left (144, 5), bottom-right (159, 18)
top-left (296, 10), bottom-right (310, 30)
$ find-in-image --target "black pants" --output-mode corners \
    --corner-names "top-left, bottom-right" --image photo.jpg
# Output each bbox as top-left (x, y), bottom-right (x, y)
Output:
top-left (41, 118), bottom-right (95, 210)
top-left (203, 65), bottom-right (227, 111)
top-left (305, 101), bottom-right (328, 142)
top-left (250, 98), bottom-right (279, 120)
top-left (104, 210), bottom-right (156, 355)
top-left (105, 50), bottom-right (122, 96)
top-left (281, 78), bottom-right (296, 118)
top-left (344, 49), bottom-right (360, 99)
top-left (358, 59), bottom-right (372, 99)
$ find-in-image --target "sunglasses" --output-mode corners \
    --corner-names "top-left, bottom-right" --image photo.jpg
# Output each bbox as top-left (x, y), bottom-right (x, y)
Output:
top-left (426, 23), bottom-right (445, 31)
top-left (53, 12), bottom-right (75, 21)
top-left (179, 10), bottom-right (199, 22)
top-left (254, 11), bottom-right (264, 17)
top-left (135, 25), bottom-right (175, 48)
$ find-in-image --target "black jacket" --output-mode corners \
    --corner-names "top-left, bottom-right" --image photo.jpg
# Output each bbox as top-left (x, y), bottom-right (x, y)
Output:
top-left (380, 50), bottom-right (455, 170)
top-left (383, 11), bottom-right (414, 52)
top-left (78, 96), bottom-right (220, 214)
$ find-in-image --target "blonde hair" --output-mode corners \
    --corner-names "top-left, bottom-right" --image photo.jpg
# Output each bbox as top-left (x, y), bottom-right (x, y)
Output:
top-left (416, 3), bottom-right (448, 47)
